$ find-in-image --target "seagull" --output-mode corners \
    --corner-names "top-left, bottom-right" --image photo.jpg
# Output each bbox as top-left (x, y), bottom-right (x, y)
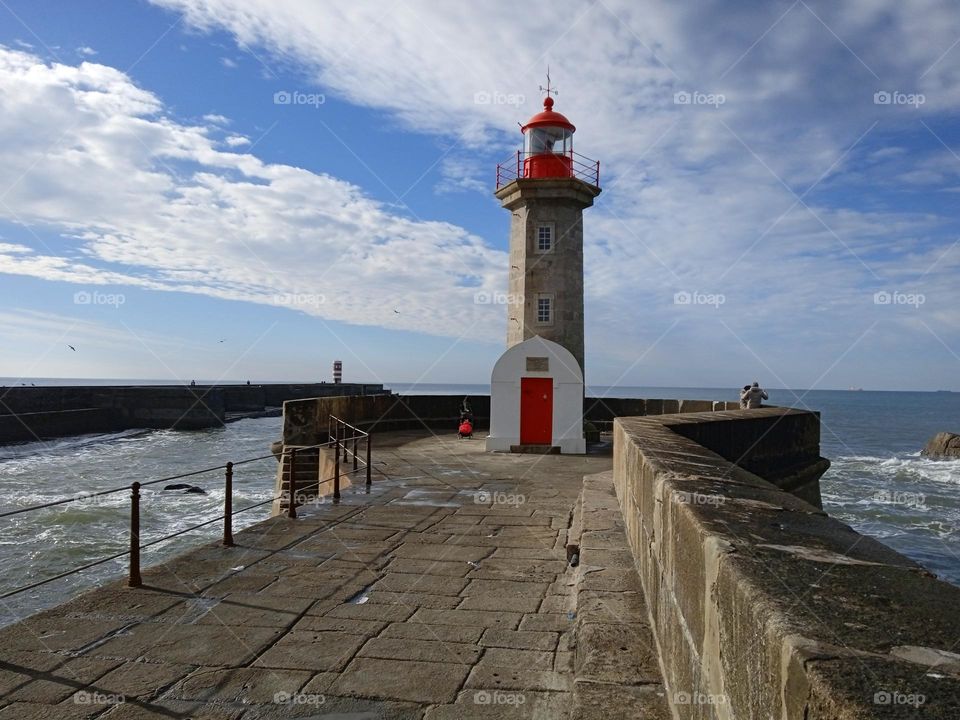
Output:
top-left (217, 339), bottom-right (226, 343)
top-left (67, 345), bottom-right (76, 352)
top-left (393, 309), bottom-right (400, 314)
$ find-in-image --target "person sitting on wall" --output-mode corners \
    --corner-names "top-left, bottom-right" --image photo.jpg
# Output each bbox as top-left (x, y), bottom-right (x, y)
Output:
top-left (742, 382), bottom-right (768, 409)
top-left (459, 396), bottom-right (474, 425)
top-left (739, 385), bottom-right (751, 409)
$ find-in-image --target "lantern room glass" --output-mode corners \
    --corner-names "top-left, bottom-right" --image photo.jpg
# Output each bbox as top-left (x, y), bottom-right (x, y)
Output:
top-left (524, 126), bottom-right (572, 156)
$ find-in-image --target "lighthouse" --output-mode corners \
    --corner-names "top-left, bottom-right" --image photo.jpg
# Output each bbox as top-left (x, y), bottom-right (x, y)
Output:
top-left (494, 82), bottom-right (600, 375)
top-left (487, 79), bottom-right (601, 454)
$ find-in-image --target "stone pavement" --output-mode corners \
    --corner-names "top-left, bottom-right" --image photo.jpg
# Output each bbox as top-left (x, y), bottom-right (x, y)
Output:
top-left (0, 431), bottom-right (669, 719)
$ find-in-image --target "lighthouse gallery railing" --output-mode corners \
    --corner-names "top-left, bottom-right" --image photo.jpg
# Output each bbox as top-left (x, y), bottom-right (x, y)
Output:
top-left (496, 150), bottom-right (600, 189)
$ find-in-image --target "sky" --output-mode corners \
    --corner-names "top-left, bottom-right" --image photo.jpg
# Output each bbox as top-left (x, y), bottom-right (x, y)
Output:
top-left (0, 1), bottom-right (959, 391)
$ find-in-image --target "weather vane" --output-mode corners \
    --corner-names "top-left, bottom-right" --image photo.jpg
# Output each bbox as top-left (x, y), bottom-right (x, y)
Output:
top-left (539, 67), bottom-right (558, 99)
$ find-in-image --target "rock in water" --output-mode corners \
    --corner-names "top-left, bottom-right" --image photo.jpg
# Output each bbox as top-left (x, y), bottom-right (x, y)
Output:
top-left (921, 432), bottom-right (960, 459)
top-left (163, 483), bottom-right (207, 494)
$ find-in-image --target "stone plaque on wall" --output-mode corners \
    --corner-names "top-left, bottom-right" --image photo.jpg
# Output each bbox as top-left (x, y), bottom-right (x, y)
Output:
top-left (526, 357), bottom-right (549, 372)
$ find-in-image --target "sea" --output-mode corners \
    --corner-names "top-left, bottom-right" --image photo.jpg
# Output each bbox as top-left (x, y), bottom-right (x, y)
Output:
top-left (0, 379), bottom-right (957, 626)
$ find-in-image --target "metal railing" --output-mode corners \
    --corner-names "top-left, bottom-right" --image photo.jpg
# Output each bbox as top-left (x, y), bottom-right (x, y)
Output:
top-left (0, 416), bottom-right (373, 597)
top-left (495, 150), bottom-right (601, 189)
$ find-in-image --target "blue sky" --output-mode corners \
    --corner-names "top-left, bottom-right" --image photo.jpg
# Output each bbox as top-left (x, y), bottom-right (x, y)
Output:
top-left (1, 1), bottom-right (959, 391)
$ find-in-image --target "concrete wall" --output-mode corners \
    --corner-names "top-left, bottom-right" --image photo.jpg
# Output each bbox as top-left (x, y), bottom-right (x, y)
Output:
top-left (613, 410), bottom-right (960, 719)
top-left (282, 393), bottom-right (739, 448)
top-left (0, 408), bottom-right (122, 443)
top-left (0, 383), bottom-right (382, 444)
top-left (283, 394), bottom-right (491, 446)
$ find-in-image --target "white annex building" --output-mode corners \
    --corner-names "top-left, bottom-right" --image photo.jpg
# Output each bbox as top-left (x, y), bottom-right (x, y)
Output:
top-left (486, 336), bottom-right (585, 455)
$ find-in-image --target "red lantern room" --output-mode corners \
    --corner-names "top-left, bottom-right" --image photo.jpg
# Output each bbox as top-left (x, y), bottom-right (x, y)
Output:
top-left (521, 96), bottom-right (575, 179)
top-left (496, 77), bottom-right (599, 189)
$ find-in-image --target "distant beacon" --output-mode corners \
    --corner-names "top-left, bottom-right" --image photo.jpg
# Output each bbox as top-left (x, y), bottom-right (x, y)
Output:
top-left (333, 360), bottom-right (342, 384)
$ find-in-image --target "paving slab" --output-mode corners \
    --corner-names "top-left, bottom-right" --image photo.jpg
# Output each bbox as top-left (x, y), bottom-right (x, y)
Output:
top-left (329, 656), bottom-right (470, 704)
top-left (252, 630), bottom-right (365, 671)
top-left (170, 666), bottom-right (312, 703)
top-left (364, 590), bottom-right (462, 609)
top-left (463, 579), bottom-right (550, 597)
top-left (519, 613), bottom-right (577, 633)
top-left (409, 608), bottom-right (523, 630)
top-left (292, 615), bottom-right (386, 635)
top-left (381, 622), bottom-right (484, 644)
top-left (465, 663), bottom-right (570, 692)
top-left (425, 689), bottom-right (571, 719)
top-left (6, 655), bottom-right (120, 704)
top-left (86, 660), bottom-right (195, 699)
top-left (386, 558), bottom-right (474, 577)
top-left (324, 602), bottom-right (416, 623)
top-left (480, 647), bottom-right (556, 671)
top-left (392, 543), bottom-right (493, 562)
top-left (358, 636), bottom-right (482, 664)
top-left (90, 623), bottom-right (286, 667)
top-left (480, 629), bottom-right (560, 651)
top-left (457, 595), bottom-right (542, 613)
top-left (372, 572), bottom-right (468, 596)
top-left (571, 680), bottom-right (671, 720)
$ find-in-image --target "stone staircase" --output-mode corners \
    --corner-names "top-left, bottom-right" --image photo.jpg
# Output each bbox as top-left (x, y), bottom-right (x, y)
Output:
top-left (568, 471), bottom-right (671, 719)
top-left (273, 446), bottom-right (321, 515)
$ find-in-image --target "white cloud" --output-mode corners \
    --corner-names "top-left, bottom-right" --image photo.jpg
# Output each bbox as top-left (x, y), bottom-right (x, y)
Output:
top-left (223, 135), bottom-right (250, 147)
top-left (76, 46), bottom-right (98, 57)
top-left (0, 46), bottom-right (507, 344)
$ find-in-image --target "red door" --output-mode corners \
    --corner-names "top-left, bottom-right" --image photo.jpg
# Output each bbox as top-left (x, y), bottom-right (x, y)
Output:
top-left (520, 377), bottom-right (553, 445)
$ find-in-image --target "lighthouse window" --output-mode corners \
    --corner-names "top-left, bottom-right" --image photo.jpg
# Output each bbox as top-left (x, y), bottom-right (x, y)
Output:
top-left (537, 296), bottom-right (553, 324)
top-left (536, 224), bottom-right (553, 252)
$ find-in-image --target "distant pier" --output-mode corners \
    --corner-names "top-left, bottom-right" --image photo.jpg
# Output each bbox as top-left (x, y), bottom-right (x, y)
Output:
top-left (0, 383), bottom-right (383, 445)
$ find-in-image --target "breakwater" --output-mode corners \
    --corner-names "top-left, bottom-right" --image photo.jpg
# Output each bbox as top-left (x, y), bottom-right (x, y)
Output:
top-left (613, 409), bottom-right (960, 718)
top-left (0, 383), bottom-right (383, 444)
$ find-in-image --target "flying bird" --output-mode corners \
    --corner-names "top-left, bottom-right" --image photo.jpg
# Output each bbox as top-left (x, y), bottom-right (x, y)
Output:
top-left (217, 339), bottom-right (226, 343)
top-left (393, 309), bottom-right (400, 314)
top-left (67, 345), bottom-right (76, 352)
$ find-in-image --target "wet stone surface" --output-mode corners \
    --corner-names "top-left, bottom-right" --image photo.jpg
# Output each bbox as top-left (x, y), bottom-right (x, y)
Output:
top-left (0, 431), bottom-right (661, 719)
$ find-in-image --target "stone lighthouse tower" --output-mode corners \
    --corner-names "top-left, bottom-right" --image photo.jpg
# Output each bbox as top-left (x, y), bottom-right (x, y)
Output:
top-left (494, 84), bottom-right (601, 376)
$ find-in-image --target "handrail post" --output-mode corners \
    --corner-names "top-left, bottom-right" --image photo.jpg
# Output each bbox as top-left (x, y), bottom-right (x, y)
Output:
top-left (128, 482), bottom-right (142, 587)
top-left (342, 426), bottom-right (348, 463)
top-left (223, 462), bottom-right (234, 546)
top-left (287, 448), bottom-right (297, 519)
top-left (365, 432), bottom-right (372, 487)
top-left (353, 434), bottom-right (358, 472)
top-left (334, 424), bottom-right (341, 501)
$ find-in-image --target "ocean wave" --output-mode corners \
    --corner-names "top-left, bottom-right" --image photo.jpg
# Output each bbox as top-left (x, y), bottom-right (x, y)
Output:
top-left (830, 454), bottom-right (960, 487)
top-left (0, 429), bottom-right (152, 461)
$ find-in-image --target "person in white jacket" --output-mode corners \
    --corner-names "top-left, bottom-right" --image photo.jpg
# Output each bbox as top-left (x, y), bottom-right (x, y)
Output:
top-left (740, 382), bottom-right (768, 409)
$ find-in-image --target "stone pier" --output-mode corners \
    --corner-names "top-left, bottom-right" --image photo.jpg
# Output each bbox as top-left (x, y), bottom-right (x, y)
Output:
top-left (1, 406), bottom-right (958, 718)
top-left (0, 430), bottom-right (664, 718)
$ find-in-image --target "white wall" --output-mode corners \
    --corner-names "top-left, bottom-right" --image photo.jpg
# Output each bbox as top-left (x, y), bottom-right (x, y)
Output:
top-left (486, 336), bottom-right (585, 454)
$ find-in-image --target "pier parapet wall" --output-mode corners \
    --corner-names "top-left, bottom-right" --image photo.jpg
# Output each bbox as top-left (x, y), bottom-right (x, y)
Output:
top-left (0, 383), bottom-right (383, 444)
top-left (613, 409), bottom-right (960, 719)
